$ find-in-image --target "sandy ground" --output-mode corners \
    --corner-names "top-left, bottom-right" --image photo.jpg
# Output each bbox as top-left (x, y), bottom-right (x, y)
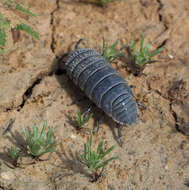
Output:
top-left (0, 0), bottom-right (189, 189)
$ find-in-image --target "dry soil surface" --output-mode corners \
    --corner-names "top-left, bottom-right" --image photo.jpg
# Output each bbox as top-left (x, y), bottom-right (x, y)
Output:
top-left (0, 0), bottom-right (189, 190)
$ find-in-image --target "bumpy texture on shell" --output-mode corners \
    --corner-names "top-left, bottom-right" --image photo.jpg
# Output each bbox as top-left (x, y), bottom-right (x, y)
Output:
top-left (65, 48), bottom-right (138, 125)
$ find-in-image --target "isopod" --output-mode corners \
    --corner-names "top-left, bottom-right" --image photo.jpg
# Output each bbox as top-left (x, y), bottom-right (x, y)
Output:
top-left (65, 42), bottom-right (138, 143)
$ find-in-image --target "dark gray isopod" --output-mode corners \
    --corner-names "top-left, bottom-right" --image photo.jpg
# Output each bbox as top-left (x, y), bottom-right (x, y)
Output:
top-left (65, 48), bottom-right (138, 126)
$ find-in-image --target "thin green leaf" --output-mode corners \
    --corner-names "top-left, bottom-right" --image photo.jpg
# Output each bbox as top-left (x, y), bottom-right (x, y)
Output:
top-left (100, 145), bottom-right (115, 159)
top-left (150, 47), bottom-right (164, 57)
top-left (89, 131), bottom-right (93, 148)
top-left (78, 110), bottom-right (81, 119)
top-left (112, 39), bottom-right (119, 49)
top-left (39, 122), bottom-right (47, 141)
top-left (130, 40), bottom-right (137, 55)
top-left (97, 139), bottom-right (104, 155)
top-left (140, 33), bottom-right (145, 52)
top-left (0, 28), bottom-right (6, 47)
top-left (84, 113), bottom-right (92, 123)
top-left (144, 44), bottom-right (150, 57)
top-left (33, 125), bottom-right (38, 140)
top-left (78, 111), bottom-right (82, 125)
top-left (29, 143), bottom-right (40, 156)
top-left (46, 128), bottom-right (53, 143)
top-left (23, 128), bottom-right (30, 143)
top-left (15, 4), bottom-right (36, 16)
top-left (15, 23), bottom-right (40, 40)
top-left (95, 156), bottom-right (118, 170)
top-left (87, 142), bottom-right (91, 161)
top-left (83, 143), bottom-right (87, 160)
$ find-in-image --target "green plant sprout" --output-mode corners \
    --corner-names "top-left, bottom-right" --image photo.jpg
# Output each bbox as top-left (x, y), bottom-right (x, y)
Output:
top-left (7, 147), bottom-right (20, 165)
top-left (100, 0), bottom-right (122, 5)
top-left (80, 131), bottom-right (117, 182)
top-left (74, 110), bottom-right (93, 130)
top-left (102, 38), bottom-right (125, 62)
top-left (3, 0), bottom-right (36, 16)
top-left (0, 13), bottom-right (10, 54)
top-left (130, 33), bottom-right (163, 66)
top-left (15, 23), bottom-right (40, 40)
top-left (0, 0), bottom-right (40, 54)
top-left (23, 122), bottom-right (56, 158)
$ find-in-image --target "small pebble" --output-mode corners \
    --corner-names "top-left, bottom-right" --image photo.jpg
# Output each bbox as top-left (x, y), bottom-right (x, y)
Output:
top-left (168, 54), bottom-right (174, 59)
top-left (71, 134), bottom-right (76, 139)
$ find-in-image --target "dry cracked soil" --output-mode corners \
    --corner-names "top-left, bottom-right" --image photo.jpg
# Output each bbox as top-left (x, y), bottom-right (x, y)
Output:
top-left (0, 0), bottom-right (189, 189)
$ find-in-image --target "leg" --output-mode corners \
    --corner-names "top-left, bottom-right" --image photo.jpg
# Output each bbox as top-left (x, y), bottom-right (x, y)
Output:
top-left (129, 85), bottom-right (136, 89)
top-left (75, 38), bottom-right (84, 50)
top-left (70, 95), bottom-right (87, 105)
top-left (95, 113), bottom-right (105, 133)
top-left (116, 123), bottom-right (123, 146)
top-left (83, 106), bottom-right (93, 118)
top-left (137, 102), bottom-right (146, 110)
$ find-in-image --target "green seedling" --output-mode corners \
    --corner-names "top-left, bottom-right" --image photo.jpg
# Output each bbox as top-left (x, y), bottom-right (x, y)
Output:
top-left (80, 131), bottom-right (117, 182)
top-left (74, 110), bottom-right (92, 130)
top-left (7, 147), bottom-right (20, 165)
top-left (3, 0), bottom-right (36, 16)
top-left (99, 0), bottom-right (122, 5)
top-left (14, 23), bottom-right (40, 40)
top-left (102, 38), bottom-right (125, 62)
top-left (23, 122), bottom-right (56, 158)
top-left (0, 0), bottom-right (40, 54)
top-left (130, 33), bottom-right (163, 66)
top-left (0, 13), bottom-right (10, 54)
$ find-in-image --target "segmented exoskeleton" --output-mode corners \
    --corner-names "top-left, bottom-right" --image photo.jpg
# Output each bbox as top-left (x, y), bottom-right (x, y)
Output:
top-left (65, 43), bottom-right (138, 144)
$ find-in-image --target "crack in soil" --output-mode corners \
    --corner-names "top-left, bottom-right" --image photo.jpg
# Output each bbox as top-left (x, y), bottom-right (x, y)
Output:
top-left (50, 0), bottom-right (60, 54)
top-left (3, 71), bottom-right (53, 113)
top-left (157, 39), bottom-right (167, 49)
top-left (153, 87), bottom-right (188, 136)
top-left (156, 0), bottom-right (168, 31)
top-left (169, 101), bottom-right (181, 133)
top-left (18, 78), bottom-right (42, 110)
top-left (17, 71), bottom-right (53, 112)
top-left (146, 81), bottom-right (181, 133)
top-left (155, 0), bottom-right (169, 48)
